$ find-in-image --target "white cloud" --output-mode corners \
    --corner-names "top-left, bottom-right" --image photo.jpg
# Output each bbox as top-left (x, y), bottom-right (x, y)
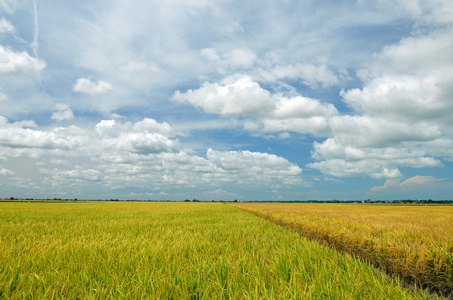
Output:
top-left (132, 118), bottom-right (175, 137)
top-left (343, 29), bottom-right (453, 125)
top-left (51, 104), bottom-right (74, 121)
top-left (254, 63), bottom-right (340, 88)
top-left (0, 122), bottom-right (84, 152)
top-left (95, 119), bottom-right (117, 137)
top-left (308, 133), bottom-right (443, 179)
top-left (72, 78), bottom-right (114, 95)
top-left (174, 76), bottom-right (275, 117)
top-left (201, 48), bottom-right (257, 72)
top-left (309, 5), bottom-right (453, 180)
top-left (173, 76), bottom-right (338, 135)
top-left (0, 45), bottom-right (46, 74)
top-left (206, 148), bottom-right (303, 187)
top-left (0, 115), bottom-right (305, 197)
top-left (0, 167), bottom-right (13, 175)
top-left (262, 117), bottom-right (332, 136)
top-left (278, 132), bottom-right (291, 139)
top-left (328, 115), bottom-right (441, 148)
top-left (370, 179), bottom-right (400, 192)
top-left (308, 159), bottom-right (403, 179)
top-left (50, 169), bottom-right (104, 182)
top-left (0, 18), bottom-right (14, 33)
top-left (371, 175), bottom-right (439, 193)
top-left (200, 48), bottom-right (343, 88)
top-left (94, 119), bottom-right (180, 155)
top-left (119, 132), bottom-right (180, 155)
top-left (200, 48), bottom-right (220, 62)
top-left (223, 49), bottom-right (257, 68)
top-left (0, 0), bottom-right (24, 14)
top-left (2, 0), bottom-right (453, 199)
top-left (401, 175), bottom-right (437, 186)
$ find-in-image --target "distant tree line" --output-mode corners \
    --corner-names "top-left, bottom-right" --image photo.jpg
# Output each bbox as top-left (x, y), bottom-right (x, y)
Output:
top-left (1, 197), bottom-right (452, 204)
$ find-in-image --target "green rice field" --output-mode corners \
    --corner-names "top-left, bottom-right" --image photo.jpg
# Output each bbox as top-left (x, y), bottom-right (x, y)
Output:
top-left (0, 201), bottom-right (439, 299)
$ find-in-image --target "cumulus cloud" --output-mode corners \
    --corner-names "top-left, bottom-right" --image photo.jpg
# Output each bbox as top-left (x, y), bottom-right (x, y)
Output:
top-left (52, 169), bottom-right (104, 182)
top-left (0, 114), bottom-right (305, 197)
top-left (132, 118), bottom-right (175, 137)
top-left (206, 148), bottom-right (303, 187)
top-left (0, 118), bottom-right (84, 151)
top-left (328, 115), bottom-right (441, 148)
top-left (0, 167), bottom-right (13, 175)
top-left (51, 104), bottom-right (74, 121)
top-left (400, 175), bottom-right (437, 186)
top-left (3, 0), bottom-right (453, 199)
top-left (200, 48), bottom-right (343, 88)
top-left (308, 135), bottom-right (442, 179)
top-left (370, 179), bottom-right (400, 193)
top-left (343, 27), bottom-right (453, 126)
top-left (0, 45), bottom-right (46, 74)
top-left (94, 119), bottom-right (180, 155)
top-left (72, 78), bottom-right (114, 94)
top-left (174, 76), bottom-right (275, 116)
top-left (309, 159), bottom-right (403, 179)
top-left (174, 76), bottom-right (338, 135)
top-left (371, 175), bottom-right (439, 193)
top-left (308, 116), bottom-right (444, 179)
top-left (306, 4), bottom-right (453, 179)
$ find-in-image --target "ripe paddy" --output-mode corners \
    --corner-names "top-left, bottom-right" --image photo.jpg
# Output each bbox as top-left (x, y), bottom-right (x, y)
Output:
top-left (233, 203), bottom-right (453, 298)
top-left (0, 201), bottom-right (440, 299)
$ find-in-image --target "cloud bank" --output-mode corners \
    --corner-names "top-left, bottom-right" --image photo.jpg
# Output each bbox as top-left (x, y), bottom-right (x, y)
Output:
top-left (0, 0), bottom-right (452, 200)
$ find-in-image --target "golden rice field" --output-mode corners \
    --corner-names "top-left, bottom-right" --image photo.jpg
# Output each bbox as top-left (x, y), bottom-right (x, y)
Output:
top-left (232, 203), bottom-right (453, 298)
top-left (0, 201), bottom-right (438, 299)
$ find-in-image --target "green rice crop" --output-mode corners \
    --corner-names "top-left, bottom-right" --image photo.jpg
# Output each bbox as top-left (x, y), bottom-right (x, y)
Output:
top-left (0, 202), bottom-right (432, 299)
top-left (232, 203), bottom-right (453, 297)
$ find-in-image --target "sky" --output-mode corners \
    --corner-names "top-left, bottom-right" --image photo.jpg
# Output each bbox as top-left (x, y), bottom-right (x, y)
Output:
top-left (1, 0), bottom-right (452, 201)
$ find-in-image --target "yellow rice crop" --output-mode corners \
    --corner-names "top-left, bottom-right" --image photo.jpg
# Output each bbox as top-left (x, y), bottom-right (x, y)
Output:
top-left (232, 203), bottom-right (453, 297)
top-left (0, 201), bottom-right (433, 299)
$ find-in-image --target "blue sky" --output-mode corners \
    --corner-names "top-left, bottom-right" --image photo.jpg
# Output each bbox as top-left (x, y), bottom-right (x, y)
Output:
top-left (1, 0), bottom-right (452, 200)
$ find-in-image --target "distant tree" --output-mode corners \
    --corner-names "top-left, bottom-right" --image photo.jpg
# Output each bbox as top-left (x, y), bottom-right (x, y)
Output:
top-left (10, 197), bottom-right (14, 200)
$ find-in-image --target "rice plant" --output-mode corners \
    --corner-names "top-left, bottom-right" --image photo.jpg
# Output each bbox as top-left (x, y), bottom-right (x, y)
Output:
top-left (232, 203), bottom-right (453, 297)
top-left (0, 202), bottom-right (433, 299)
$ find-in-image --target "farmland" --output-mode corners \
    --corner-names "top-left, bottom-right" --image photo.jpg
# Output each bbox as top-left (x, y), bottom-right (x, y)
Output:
top-left (233, 203), bottom-right (453, 297)
top-left (0, 201), bottom-right (437, 299)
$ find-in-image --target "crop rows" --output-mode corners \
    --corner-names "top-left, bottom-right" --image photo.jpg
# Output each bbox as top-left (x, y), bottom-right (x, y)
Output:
top-left (0, 202), bottom-right (435, 298)
top-left (232, 203), bottom-right (453, 298)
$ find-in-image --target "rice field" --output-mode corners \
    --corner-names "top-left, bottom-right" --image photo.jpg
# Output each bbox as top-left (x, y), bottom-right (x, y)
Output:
top-left (232, 203), bottom-right (453, 298)
top-left (0, 201), bottom-right (436, 299)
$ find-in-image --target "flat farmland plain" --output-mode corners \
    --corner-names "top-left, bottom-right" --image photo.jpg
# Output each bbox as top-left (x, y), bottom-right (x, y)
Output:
top-left (232, 203), bottom-right (453, 297)
top-left (0, 202), bottom-right (436, 299)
